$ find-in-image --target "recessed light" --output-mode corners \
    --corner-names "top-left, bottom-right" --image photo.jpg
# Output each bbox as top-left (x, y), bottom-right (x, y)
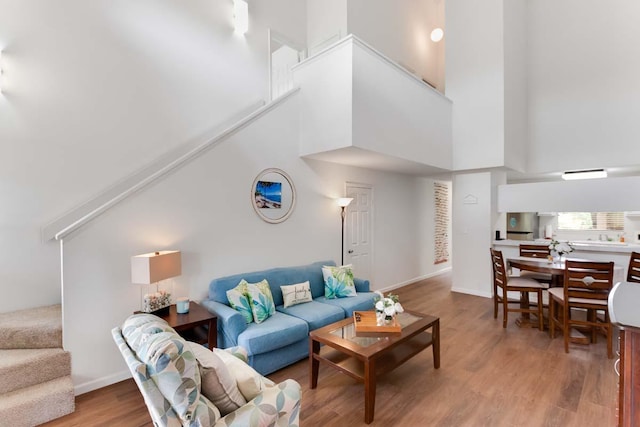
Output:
top-left (561, 169), bottom-right (607, 180)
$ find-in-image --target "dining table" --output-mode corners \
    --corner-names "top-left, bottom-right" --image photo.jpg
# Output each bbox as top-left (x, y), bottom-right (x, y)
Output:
top-left (507, 256), bottom-right (625, 342)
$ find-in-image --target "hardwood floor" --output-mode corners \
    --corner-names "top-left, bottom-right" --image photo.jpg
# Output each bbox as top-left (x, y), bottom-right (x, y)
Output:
top-left (43, 272), bottom-right (618, 426)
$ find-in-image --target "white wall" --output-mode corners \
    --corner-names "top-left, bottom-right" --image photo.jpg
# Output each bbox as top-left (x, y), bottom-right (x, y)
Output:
top-left (503, 0), bottom-right (527, 172)
top-left (306, 0), bottom-right (347, 54)
top-left (446, 0), bottom-right (505, 171)
top-left (0, 0), bottom-right (306, 313)
top-left (351, 38), bottom-right (452, 169)
top-left (527, 1), bottom-right (640, 174)
top-left (498, 176), bottom-right (640, 213)
top-left (347, 0), bottom-right (445, 92)
top-left (452, 171), bottom-right (495, 298)
top-left (62, 94), bottom-right (450, 393)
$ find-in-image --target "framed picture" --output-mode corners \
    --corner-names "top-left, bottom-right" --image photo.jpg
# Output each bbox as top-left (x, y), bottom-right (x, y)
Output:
top-left (251, 168), bottom-right (296, 223)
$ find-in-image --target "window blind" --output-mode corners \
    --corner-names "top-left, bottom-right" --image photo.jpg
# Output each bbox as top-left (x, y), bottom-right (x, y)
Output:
top-left (557, 212), bottom-right (624, 231)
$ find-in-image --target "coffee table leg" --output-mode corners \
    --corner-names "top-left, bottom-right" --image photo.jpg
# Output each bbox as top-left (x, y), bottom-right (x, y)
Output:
top-left (433, 319), bottom-right (440, 369)
top-left (310, 339), bottom-right (320, 389)
top-left (364, 359), bottom-right (376, 424)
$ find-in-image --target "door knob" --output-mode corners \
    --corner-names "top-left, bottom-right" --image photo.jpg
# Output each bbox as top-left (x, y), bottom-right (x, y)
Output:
top-left (348, 250), bottom-right (354, 254)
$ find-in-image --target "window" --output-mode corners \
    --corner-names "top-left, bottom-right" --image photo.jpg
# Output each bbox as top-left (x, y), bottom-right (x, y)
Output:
top-left (557, 212), bottom-right (624, 231)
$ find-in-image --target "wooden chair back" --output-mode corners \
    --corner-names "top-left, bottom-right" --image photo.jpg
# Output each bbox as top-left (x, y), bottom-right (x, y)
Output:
top-left (519, 244), bottom-right (550, 258)
top-left (627, 251), bottom-right (640, 283)
top-left (564, 260), bottom-right (614, 304)
top-left (490, 248), bottom-right (507, 292)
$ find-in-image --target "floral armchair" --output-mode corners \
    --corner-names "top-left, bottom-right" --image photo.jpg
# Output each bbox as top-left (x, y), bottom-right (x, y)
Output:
top-left (112, 313), bottom-right (301, 427)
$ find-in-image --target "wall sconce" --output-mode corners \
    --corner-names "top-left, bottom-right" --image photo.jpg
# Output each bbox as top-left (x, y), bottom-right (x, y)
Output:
top-left (561, 169), bottom-right (607, 180)
top-left (337, 198), bottom-right (353, 265)
top-left (430, 28), bottom-right (444, 43)
top-left (234, 0), bottom-right (249, 35)
top-left (131, 250), bottom-right (182, 313)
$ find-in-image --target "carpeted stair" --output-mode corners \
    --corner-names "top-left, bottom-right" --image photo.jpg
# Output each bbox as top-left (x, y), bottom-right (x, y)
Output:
top-left (0, 305), bottom-right (74, 426)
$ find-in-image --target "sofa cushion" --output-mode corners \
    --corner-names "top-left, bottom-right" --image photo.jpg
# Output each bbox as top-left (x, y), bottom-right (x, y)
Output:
top-left (136, 331), bottom-right (201, 424)
top-left (209, 260), bottom-right (335, 306)
top-left (237, 312), bottom-right (308, 356)
top-left (213, 347), bottom-right (276, 401)
top-left (121, 314), bottom-right (174, 353)
top-left (244, 279), bottom-right (276, 324)
top-left (276, 300), bottom-right (344, 331)
top-left (322, 265), bottom-right (357, 298)
top-left (316, 292), bottom-right (377, 316)
top-left (226, 282), bottom-right (253, 324)
top-left (188, 343), bottom-right (247, 416)
top-left (281, 281), bottom-right (313, 308)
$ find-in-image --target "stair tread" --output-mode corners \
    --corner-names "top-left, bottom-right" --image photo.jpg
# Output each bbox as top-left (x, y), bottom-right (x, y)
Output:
top-left (0, 376), bottom-right (75, 426)
top-left (0, 348), bottom-right (67, 368)
top-left (0, 375), bottom-right (74, 408)
top-left (0, 304), bottom-right (62, 349)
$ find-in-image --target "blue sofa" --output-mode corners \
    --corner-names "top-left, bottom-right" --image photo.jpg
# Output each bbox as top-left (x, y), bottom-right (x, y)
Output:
top-left (200, 260), bottom-right (376, 375)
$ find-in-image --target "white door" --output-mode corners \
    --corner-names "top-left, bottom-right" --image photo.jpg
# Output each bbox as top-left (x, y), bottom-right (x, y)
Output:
top-left (345, 184), bottom-right (373, 281)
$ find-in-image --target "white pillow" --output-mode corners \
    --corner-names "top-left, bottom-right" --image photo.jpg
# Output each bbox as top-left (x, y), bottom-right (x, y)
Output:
top-left (188, 343), bottom-right (247, 415)
top-left (280, 281), bottom-right (313, 308)
top-left (214, 347), bottom-right (275, 401)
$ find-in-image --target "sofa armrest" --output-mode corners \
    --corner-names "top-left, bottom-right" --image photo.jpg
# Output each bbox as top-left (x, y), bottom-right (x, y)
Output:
top-left (214, 379), bottom-right (301, 427)
top-left (354, 278), bottom-right (370, 292)
top-left (199, 300), bottom-right (247, 348)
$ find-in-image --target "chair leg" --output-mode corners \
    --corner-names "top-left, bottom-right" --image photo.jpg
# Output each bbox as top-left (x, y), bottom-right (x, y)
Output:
top-left (537, 290), bottom-right (544, 331)
top-left (503, 291), bottom-right (508, 328)
top-left (493, 294), bottom-right (498, 319)
top-left (588, 309), bottom-right (597, 343)
top-left (549, 298), bottom-right (555, 338)
top-left (563, 305), bottom-right (570, 354)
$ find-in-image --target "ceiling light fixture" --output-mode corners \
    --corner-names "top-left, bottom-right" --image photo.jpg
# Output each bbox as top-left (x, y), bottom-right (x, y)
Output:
top-left (561, 169), bottom-right (608, 180)
top-left (0, 50), bottom-right (4, 93)
top-left (430, 28), bottom-right (444, 43)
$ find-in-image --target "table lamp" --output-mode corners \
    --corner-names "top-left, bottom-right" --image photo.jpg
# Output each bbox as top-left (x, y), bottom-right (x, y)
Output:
top-left (131, 250), bottom-right (182, 314)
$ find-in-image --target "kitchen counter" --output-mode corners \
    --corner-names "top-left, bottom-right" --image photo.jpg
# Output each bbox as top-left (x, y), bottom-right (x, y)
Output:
top-left (493, 239), bottom-right (640, 254)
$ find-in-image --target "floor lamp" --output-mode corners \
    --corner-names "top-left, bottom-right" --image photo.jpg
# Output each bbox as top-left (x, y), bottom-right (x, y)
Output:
top-left (337, 198), bottom-right (353, 265)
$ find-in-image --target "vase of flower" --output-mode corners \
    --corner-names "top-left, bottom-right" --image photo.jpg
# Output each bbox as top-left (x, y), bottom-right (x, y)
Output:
top-left (374, 291), bottom-right (404, 326)
top-left (548, 239), bottom-right (574, 264)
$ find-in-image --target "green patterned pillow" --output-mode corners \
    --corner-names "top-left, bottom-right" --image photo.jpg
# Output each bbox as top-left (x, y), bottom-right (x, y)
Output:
top-left (244, 279), bottom-right (276, 324)
top-left (322, 264), bottom-right (357, 299)
top-left (226, 282), bottom-right (253, 324)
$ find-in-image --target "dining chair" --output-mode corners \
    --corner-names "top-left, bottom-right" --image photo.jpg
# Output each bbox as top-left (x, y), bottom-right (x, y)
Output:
top-left (548, 259), bottom-right (615, 358)
top-left (627, 251), bottom-right (640, 283)
top-left (490, 249), bottom-right (545, 330)
top-left (518, 244), bottom-right (553, 285)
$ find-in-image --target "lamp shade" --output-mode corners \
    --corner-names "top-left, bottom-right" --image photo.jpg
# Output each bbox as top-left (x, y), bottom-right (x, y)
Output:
top-left (337, 197), bottom-right (353, 208)
top-left (131, 250), bottom-right (182, 284)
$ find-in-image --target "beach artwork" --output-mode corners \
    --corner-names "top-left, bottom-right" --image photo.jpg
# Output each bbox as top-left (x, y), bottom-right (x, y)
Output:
top-left (255, 180), bottom-right (282, 209)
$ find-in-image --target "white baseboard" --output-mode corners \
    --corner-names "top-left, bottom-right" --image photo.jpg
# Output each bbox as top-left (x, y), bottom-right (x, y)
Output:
top-left (74, 369), bottom-right (131, 396)
top-left (376, 267), bottom-right (452, 293)
top-left (450, 287), bottom-right (492, 299)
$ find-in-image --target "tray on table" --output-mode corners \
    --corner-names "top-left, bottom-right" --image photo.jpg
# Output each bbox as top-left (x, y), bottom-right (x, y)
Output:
top-left (353, 310), bottom-right (402, 334)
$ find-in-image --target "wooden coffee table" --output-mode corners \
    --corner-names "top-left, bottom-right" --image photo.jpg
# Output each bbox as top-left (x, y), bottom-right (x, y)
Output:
top-left (309, 310), bottom-right (440, 424)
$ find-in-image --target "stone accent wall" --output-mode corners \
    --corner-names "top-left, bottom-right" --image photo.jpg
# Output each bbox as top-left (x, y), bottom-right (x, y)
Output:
top-left (434, 182), bottom-right (449, 264)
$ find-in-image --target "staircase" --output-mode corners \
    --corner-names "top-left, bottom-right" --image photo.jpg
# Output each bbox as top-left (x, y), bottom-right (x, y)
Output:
top-left (0, 305), bottom-right (74, 426)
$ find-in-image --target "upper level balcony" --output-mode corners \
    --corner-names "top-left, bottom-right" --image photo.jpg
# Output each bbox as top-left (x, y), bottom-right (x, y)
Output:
top-left (292, 35), bottom-right (452, 175)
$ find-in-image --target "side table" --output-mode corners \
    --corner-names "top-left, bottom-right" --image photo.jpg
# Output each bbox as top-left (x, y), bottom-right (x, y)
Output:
top-left (138, 302), bottom-right (217, 350)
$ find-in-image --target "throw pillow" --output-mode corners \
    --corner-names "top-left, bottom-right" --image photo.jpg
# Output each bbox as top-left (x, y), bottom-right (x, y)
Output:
top-left (226, 281), bottom-right (253, 324)
top-left (322, 264), bottom-right (357, 299)
top-left (214, 347), bottom-right (276, 401)
top-left (188, 343), bottom-right (247, 416)
top-left (244, 279), bottom-right (276, 324)
top-left (280, 281), bottom-right (313, 308)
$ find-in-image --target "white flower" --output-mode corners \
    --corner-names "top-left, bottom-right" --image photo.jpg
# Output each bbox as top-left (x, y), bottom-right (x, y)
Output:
top-left (394, 302), bottom-right (404, 313)
top-left (375, 300), bottom-right (385, 311)
top-left (384, 305), bottom-right (396, 316)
